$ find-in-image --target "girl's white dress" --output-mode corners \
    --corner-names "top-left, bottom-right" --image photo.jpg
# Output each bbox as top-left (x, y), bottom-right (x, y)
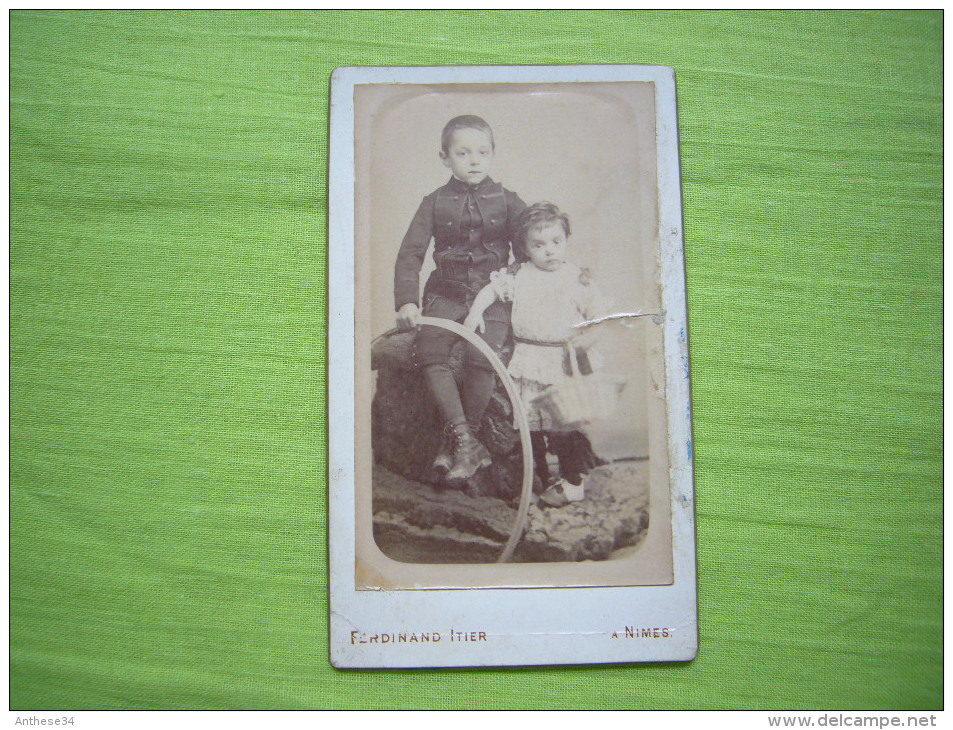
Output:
top-left (490, 262), bottom-right (610, 430)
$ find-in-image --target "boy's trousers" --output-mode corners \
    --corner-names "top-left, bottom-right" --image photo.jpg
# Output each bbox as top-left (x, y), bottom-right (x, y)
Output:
top-left (414, 294), bottom-right (509, 427)
top-left (414, 294), bottom-right (509, 372)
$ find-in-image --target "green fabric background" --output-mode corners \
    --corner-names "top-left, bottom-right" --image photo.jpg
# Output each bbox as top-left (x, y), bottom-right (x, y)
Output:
top-left (10, 10), bottom-right (942, 710)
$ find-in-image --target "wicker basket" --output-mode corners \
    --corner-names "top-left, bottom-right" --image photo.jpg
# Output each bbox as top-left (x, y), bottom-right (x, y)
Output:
top-left (531, 345), bottom-right (626, 430)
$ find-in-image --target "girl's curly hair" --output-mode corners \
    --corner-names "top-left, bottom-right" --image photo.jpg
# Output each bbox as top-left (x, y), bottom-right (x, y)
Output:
top-left (515, 202), bottom-right (571, 257)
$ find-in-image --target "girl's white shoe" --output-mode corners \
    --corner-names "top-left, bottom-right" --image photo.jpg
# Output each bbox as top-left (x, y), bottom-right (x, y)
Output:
top-left (562, 478), bottom-right (585, 502)
top-left (539, 477), bottom-right (585, 507)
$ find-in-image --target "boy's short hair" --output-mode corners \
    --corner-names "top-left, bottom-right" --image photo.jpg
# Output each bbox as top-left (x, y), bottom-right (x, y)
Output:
top-left (515, 202), bottom-right (571, 254)
top-left (441, 115), bottom-right (495, 153)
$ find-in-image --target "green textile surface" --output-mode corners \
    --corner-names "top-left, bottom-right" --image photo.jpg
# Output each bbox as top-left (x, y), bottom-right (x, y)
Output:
top-left (10, 10), bottom-right (941, 710)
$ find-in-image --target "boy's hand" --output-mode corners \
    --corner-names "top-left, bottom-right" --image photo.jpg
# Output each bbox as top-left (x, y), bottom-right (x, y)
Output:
top-left (464, 312), bottom-right (485, 333)
top-left (396, 303), bottom-right (421, 331)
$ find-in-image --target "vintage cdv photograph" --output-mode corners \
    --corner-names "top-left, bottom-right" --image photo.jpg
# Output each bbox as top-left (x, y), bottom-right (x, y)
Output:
top-left (329, 65), bottom-right (697, 667)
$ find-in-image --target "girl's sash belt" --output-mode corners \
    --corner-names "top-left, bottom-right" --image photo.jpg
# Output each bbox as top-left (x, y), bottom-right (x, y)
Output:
top-left (513, 335), bottom-right (566, 348)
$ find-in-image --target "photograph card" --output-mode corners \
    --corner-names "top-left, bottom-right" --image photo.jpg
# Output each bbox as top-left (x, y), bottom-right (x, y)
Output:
top-left (328, 64), bottom-right (696, 667)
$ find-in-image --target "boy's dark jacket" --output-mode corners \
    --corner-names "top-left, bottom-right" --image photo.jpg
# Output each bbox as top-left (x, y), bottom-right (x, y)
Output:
top-left (394, 176), bottom-right (526, 311)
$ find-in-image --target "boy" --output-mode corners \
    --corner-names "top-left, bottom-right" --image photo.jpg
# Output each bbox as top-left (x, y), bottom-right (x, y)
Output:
top-left (394, 115), bottom-right (526, 485)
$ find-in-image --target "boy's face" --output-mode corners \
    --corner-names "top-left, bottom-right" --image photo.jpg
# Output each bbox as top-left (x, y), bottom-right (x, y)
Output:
top-left (525, 222), bottom-right (568, 272)
top-left (440, 127), bottom-right (494, 185)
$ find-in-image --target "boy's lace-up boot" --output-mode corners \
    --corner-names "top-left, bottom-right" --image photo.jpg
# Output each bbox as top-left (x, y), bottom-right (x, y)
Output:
top-left (446, 423), bottom-right (491, 484)
top-left (431, 424), bottom-right (455, 479)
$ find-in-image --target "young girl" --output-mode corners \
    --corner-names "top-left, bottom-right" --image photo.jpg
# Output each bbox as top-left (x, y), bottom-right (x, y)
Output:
top-left (464, 202), bottom-right (611, 507)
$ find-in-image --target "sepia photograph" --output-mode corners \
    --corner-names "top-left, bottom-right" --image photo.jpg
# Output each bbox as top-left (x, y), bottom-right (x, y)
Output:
top-left (352, 78), bottom-right (678, 588)
top-left (330, 65), bottom-right (696, 666)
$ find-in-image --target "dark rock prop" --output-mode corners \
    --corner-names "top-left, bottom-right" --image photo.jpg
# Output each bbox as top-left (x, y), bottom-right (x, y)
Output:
top-left (371, 331), bottom-right (602, 500)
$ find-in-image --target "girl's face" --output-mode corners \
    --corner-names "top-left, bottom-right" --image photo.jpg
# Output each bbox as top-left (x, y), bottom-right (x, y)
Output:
top-left (525, 222), bottom-right (568, 272)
